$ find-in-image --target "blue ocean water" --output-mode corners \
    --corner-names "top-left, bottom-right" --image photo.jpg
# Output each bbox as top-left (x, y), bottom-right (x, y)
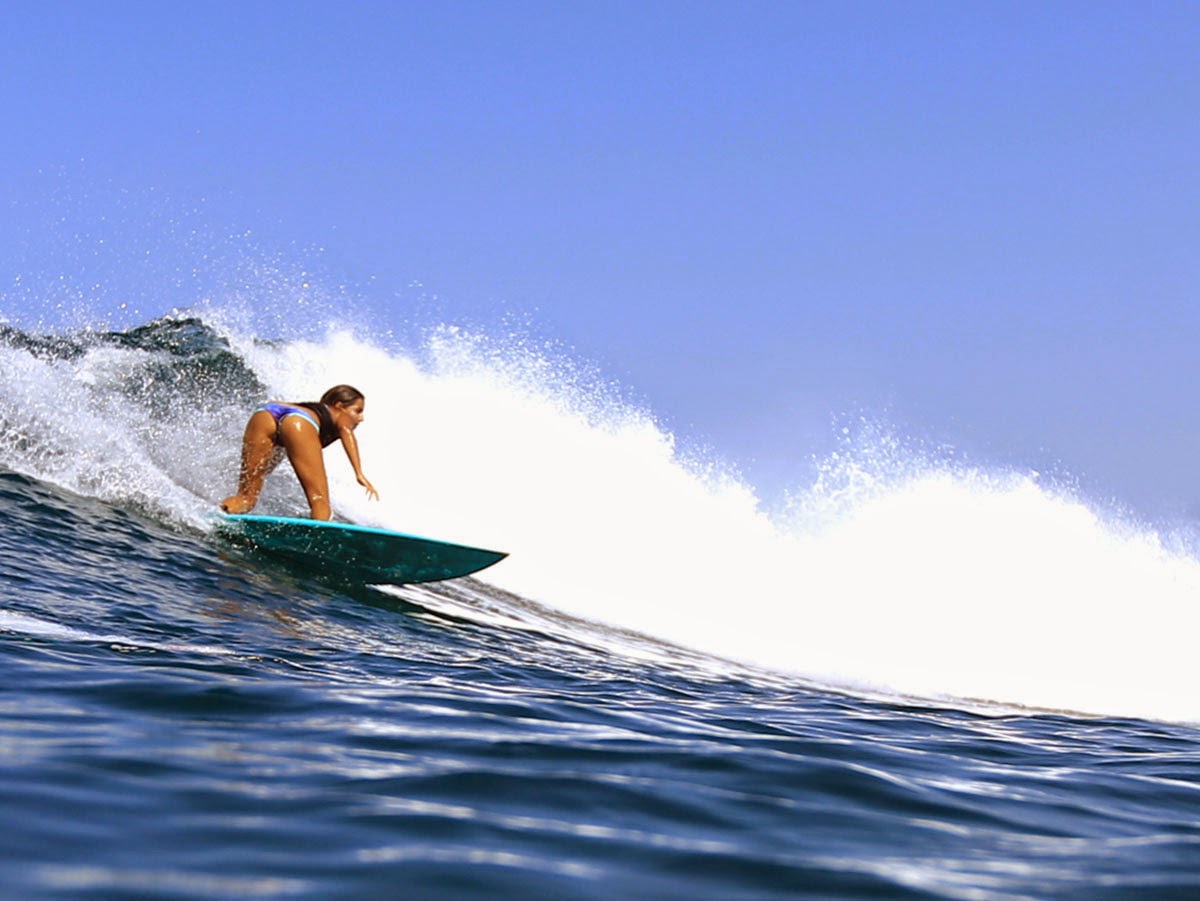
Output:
top-left (2, 315), bottom-right (1200, 898)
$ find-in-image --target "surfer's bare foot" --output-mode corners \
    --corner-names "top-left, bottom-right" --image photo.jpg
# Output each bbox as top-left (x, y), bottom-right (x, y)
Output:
top-left (220, 496), bottom-right (253, 514)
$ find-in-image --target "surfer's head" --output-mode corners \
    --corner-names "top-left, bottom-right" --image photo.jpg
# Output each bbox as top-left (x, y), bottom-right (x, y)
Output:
top-left (322, 384), bottom-right (366, 428)
top-left (321, 384), bottom-right (364, 408)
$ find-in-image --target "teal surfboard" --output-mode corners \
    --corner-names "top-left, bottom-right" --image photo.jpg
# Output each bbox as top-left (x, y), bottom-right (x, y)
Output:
top-left (218, 514), bottom-right (507, 584)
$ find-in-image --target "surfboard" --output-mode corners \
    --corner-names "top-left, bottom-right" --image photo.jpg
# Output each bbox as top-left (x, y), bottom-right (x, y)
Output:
top-left (217, 514), bottom-right (507, 584)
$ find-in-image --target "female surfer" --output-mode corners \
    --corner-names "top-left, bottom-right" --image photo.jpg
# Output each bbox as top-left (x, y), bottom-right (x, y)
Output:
top-left (219, 384), bottom-right (379, 521)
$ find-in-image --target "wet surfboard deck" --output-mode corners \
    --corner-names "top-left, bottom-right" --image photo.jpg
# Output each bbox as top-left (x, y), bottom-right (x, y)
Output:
top-left (218, 514), bottom-right (507, 585)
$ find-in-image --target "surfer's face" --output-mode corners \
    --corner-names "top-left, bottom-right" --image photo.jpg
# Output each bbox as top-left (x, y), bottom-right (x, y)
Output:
top-left (340, 399), bottom-right (366, 429)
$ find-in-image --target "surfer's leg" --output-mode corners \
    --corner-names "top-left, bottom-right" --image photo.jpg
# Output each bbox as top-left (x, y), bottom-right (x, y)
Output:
top-left (220, 411), bottom-right (282, 514)
top-left (277, 417), bottom-right (331, 521)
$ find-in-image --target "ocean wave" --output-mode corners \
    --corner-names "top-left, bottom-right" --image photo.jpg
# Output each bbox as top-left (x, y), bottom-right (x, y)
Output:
top-left (2, 310), bottom-right (1199, 720)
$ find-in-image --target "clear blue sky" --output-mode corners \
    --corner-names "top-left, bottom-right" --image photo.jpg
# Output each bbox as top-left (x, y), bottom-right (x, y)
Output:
top-left (3, 1), bottom-right (1199, 517)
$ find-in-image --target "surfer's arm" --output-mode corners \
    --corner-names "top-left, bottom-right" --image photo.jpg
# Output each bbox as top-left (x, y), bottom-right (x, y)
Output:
top-left (339, 427), bottom-right (379, 500)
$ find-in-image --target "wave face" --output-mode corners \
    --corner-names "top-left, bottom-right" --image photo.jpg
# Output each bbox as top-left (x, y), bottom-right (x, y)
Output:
top-left (2, 310), bottom-right (1200, 721)
top-left (4, 467), bottom-right (1199, 898)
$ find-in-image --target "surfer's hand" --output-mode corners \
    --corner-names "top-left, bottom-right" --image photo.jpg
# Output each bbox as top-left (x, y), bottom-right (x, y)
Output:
top-left (359, 475), bottom-right (379, 501)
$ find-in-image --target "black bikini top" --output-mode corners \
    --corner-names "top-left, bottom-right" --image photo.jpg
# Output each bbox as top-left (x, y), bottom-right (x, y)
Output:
top-left (299, 403), bottom-right (341, 448)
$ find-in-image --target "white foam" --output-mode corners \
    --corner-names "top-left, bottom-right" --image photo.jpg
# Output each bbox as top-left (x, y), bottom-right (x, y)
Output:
top-left (248, 324), bottom-right (1200, 722)
top-left (0, 610), bottom-right (231, 656)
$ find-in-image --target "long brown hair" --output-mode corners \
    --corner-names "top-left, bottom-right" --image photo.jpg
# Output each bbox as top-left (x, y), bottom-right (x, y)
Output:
top-left (320, 384), bottom-right (364, 407)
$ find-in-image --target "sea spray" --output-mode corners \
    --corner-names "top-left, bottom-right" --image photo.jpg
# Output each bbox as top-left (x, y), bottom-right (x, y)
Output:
top-left (0, 322), bottom-right (224, 519)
